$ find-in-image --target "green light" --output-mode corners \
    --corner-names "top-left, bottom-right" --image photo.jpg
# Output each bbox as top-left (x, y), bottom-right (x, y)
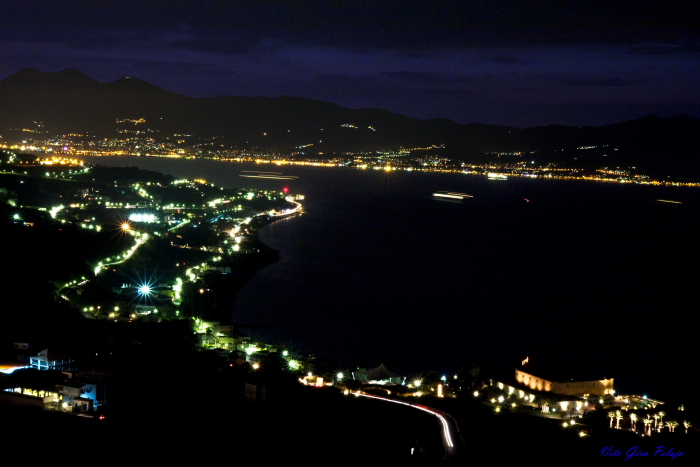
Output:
top-left (288, 359), bottom-right (299, 369)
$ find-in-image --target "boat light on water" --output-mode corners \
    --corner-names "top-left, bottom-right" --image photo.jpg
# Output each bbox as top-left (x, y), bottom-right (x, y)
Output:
top-left (433, 191), bottom-right (473, 200)
top-left (487, 173), bottom-right (508, 180)
top-left (656, 199), bottom-right (682, 204)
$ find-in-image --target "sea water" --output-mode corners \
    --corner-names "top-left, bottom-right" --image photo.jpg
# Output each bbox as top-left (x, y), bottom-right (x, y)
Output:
top-left (81, 156), bottom-right (700, 401)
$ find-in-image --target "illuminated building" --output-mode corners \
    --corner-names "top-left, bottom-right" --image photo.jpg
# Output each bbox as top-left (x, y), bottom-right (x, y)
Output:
top-left (30, 349), bottom-right (77, 372)
top-left (61, 382), bottom-right (98, 412)
top-left (354, 363), bottom-right (402, 385)
top-left (515, 360), bottom-right (614, 397)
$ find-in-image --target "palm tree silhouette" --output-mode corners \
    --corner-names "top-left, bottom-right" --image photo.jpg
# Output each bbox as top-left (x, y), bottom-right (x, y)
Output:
top-left (630, 413), bottom-right (638, 432)
top-left (615, 410), bottom-right (623, 429)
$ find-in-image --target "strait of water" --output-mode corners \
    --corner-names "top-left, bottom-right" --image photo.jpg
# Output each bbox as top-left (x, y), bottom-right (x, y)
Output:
top-left (81, 156), bottom-right (699, 401)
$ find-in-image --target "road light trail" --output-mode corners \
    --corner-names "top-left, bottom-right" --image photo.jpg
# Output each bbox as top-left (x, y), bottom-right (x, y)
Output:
top-left (353, 391), bottom-right (468, 462)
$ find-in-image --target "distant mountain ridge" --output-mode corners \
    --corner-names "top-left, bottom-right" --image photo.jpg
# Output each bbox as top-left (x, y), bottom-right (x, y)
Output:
top-left (1, 68), bottom-right (698, 177)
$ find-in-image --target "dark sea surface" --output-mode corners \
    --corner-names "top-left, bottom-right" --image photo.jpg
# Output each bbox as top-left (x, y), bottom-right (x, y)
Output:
top-left (81, 156), bottom-right (700, 402)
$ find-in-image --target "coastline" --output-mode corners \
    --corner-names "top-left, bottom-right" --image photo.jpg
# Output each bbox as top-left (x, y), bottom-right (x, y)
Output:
top-left (208, 216), bottom-right (282, 325)
top-left (40, 155), bottom-right (700, 397)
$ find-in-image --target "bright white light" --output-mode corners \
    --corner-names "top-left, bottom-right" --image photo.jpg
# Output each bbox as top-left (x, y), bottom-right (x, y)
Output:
top-left (129, 213), bottom-right (157, 223)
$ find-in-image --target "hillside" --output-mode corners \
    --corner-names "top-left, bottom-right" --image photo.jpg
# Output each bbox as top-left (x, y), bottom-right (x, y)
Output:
top-left (1, 68), bottom-right (698, 177)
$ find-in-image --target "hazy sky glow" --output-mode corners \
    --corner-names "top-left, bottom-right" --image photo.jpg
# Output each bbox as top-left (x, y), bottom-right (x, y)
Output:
top-left (1, 0), bottom-right (699, 127)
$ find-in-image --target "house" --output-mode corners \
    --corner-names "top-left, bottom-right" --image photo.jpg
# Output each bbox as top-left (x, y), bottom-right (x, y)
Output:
top-left (30, 349), bottom-right (77, 372)
top-left (215, 335), bottom-right (236, 349)
top-left (355, 363), bottom-right (403, 385)
top-left (213, 324), bottom-right (234, 336)
top-left (11, 342), bottom-right (32, 362)
top-left (198, 334), bottom-right (216, 346)
top-left (60, 382), bottom-right (98, 412)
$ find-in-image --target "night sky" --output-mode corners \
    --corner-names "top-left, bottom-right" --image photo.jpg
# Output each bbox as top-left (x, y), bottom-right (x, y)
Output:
top-left (1, 0), bottom-right (699, 128)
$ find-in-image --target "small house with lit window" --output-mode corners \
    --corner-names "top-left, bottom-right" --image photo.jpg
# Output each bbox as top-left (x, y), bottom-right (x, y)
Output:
top-left (61, 382), bottom-right (98, 412)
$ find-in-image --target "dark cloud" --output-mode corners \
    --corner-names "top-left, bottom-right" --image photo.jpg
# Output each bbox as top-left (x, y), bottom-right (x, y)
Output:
top-left (626, 42), bottom-right (700, 56)
top-left (169, 38), bottom-right (259, 55)
top-left (562, 77), bottom-right (647, 87)
top-left (375, 71), bottom-right (458, 86)
top-left (1, 0), bottom-right (699, 51)
top-left (475, 55), bottom-right (525, 65)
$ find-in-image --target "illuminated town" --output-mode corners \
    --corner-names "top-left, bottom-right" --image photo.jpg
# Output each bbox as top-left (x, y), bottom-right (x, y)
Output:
top-left (1, 2), bottom-right (699, 463)
top-left (0, 151), bottom-right (695, 466)
top-left (2, 126), bottom-right (698, 188)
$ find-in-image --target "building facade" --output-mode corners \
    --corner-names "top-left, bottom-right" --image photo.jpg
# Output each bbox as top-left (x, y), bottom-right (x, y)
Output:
top-left (516, 368), bottom-right (614, 397)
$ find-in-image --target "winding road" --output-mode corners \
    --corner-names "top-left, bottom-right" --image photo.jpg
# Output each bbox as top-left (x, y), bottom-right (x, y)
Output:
top-left (354, 392), bottom-right (469, 465)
